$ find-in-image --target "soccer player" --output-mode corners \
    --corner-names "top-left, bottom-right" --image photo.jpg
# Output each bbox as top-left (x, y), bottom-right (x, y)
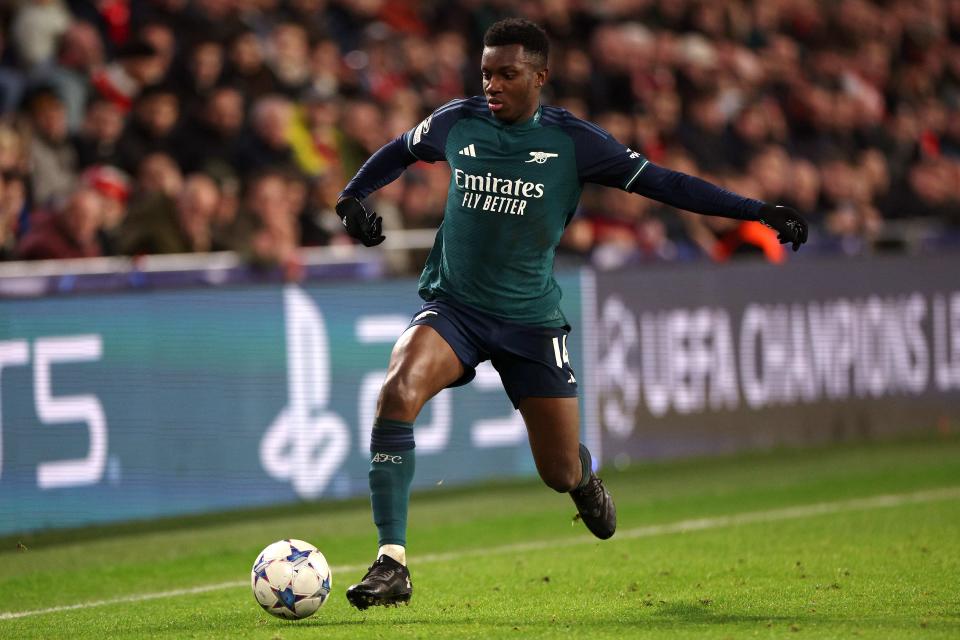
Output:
top-left (338, 18), bottom-right (807, 610)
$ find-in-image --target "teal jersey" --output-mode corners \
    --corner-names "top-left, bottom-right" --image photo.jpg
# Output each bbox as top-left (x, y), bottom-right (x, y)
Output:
top-left (403, 96), bottom-right (648, 327)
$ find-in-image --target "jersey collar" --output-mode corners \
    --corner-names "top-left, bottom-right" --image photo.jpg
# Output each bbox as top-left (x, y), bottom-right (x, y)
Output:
top-left (490, 104), bottom-right (542, 130)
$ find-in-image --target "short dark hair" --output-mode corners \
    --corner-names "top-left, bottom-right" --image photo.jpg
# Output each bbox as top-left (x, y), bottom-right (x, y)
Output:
top-left (115, 39), bottom-right (158, 60)
top-left (483, 18), bottom-right (549, 68)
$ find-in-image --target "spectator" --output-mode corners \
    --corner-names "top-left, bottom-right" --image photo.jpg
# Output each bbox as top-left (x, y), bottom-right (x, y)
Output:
top-left (747, 145), bottom-right (791, 205)
top-left (678, 93), bottom-right (729, 173)
top-left (281, 0), bottom-right (333, 42)
top-left (23, 86), bottom-right (78, 206)
top-left (134, 151), bottom-right (183, 200)
top-left (136, 21), bottom-right (176, 85)
top-left (180, 0), bottom-right (244, 48)
top-left (173, 85), bottom-right (245, 175)
top-left (223, 29), bottom-right (278, 103)
top-left (397, 163), bottom-right (448, 232)
top-left (307, 37), bottom-right (342, 102)
top-left (233, 169), bottom-right (301, 273)
top-left (90, 39), bottom-right (164, 113)
top-left (820, 158), bottom-right (863, 212)
top-left (587, 24), bottom-right (638, 114)
top-left (585, 186), bottom-right (676, 269)
top-left (116, 84), bottom-right (180, 173)
top-left (724, 100), bottom-right (784, 170)
top-left (820, 157), bottom-right (884, 251)
top-left (299, 168), bottom-right (350, 248)
top-left (120, 172), bottom-right (221, 255)
top-left (338, 98), bottom-right (387, 179)
top-left (550, 46), bottom-right (593, 103)
top-left (80, 164), bottom-right (130, 255)
top-left (74, 94), bottom-right (125, 168)
top-left (887, 158), bottom-right (960, 222)
top-left (30, 20), bottom-right (104, 132)
top-left (173, 38), bottom-right (225, 121)
top-left (268, 23), bottom-right (312, 98)
top-left (10, 0), bottom-right (71, 70)
top-left (211, 173), bottom-right (241, 248)
top-left (785, 158), bottom-right (822, 221)
top-left (648, 89), bottom-right (683, 146)
top-left (235, 94), bottom-right (296, 176)
top-left (16, 186), bottom-right (103, 260)
top-left (422, 30), bottom-right (469, 104)
top-left (288, 86), bottom-right (343, 178)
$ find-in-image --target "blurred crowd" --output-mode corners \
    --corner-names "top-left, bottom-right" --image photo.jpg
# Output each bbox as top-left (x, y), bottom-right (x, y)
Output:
top-left (0, 0), bottom-right (959, 272)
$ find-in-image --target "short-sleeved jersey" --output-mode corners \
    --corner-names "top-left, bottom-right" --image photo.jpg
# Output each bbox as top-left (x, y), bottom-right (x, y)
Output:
top-left (404, 96), bottom-right (648, 327)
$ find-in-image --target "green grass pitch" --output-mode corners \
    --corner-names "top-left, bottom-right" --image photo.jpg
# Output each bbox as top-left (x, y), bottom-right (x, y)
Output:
top-left (2, 435), bottom-right (959, 639)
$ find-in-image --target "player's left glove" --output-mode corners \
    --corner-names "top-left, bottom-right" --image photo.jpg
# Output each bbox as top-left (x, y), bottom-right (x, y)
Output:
top-left (336, 196), bottom-right (386, 247)
top-left (758, 204), bottom-right (808, 252)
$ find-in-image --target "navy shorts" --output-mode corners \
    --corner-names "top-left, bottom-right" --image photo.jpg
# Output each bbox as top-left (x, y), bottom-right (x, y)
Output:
top-left (408, 299), bottom-right (578, 409)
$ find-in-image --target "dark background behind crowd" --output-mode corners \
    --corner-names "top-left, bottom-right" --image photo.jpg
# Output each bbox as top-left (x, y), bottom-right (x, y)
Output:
top-left (0, 0), bottom-right (958, 273)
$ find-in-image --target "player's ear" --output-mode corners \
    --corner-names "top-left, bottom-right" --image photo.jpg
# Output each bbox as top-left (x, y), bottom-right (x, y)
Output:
top-left (536, 67), bottom-right (549, 88)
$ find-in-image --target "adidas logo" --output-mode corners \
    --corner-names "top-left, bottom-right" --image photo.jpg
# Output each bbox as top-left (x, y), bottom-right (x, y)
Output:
top-left (458, 143), bottom-right (477, 157)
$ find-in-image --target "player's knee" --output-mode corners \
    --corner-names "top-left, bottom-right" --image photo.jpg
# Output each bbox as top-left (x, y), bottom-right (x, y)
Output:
top-left (378, 373), bottom-right (427, 418)
top-left (540, 467), bottom-right (580, 493)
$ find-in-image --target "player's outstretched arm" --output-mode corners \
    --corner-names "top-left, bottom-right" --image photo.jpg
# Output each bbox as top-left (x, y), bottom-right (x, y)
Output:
top-left (337, 135), bottom-right (419, 246)
top-left (630, 163), bottom-right (809, 251)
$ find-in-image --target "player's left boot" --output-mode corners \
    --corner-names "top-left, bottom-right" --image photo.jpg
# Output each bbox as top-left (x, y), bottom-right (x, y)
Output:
top-left (345, 554), bottom-right (413, 610)
top-left (570, 473), bottom-right (617, 539)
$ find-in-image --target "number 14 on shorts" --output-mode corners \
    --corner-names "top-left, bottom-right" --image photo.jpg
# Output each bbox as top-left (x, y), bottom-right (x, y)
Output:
top-left (552, 335), bottom-right (576, 383)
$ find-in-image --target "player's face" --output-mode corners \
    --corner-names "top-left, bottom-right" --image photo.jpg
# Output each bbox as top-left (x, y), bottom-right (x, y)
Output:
top-left (481, 44), bottom-right (548, 124)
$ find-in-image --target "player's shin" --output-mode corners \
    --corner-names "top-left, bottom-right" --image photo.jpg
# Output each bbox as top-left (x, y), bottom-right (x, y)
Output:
top-left (369, 417), bottom-right (416, 565)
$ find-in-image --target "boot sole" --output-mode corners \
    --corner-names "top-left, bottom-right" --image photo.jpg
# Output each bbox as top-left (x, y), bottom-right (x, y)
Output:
top-left (346, 589), bottom-right (412, 611)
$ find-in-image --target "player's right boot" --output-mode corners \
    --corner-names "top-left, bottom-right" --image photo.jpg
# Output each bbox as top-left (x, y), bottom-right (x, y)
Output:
top-left (570, 473), bottom-right (617, 539)
top-left (345, 554), bottom-right (413, 610)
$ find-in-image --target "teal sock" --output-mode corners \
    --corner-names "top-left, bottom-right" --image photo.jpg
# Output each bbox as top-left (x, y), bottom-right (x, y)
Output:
top-left (369, 417), bottom-right (416, 547)
top-left (574, 443), bottom-right (593, 491)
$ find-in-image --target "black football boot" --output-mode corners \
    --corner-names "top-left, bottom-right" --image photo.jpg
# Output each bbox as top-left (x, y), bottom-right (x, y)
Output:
top-left (346, 554), bottom-right (413, 610)
top-left (570, 473), bottom-right (617, 539)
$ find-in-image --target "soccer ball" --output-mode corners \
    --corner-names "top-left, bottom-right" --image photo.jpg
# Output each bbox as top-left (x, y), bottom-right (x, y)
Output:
top-left (251, 539), bottom-right (332, 620)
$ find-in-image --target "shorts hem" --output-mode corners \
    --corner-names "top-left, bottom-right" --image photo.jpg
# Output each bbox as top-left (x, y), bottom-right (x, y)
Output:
top-left (509, 390), bottom-right (579, 409)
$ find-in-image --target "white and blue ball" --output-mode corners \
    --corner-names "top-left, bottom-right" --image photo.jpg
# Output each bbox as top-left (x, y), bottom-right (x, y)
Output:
top-left (251, 539), bottom-right (332, 620)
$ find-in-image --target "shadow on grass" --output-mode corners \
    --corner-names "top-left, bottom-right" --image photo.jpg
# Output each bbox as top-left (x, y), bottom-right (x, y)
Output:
top-left (283, 601), bottom-right (811, 628)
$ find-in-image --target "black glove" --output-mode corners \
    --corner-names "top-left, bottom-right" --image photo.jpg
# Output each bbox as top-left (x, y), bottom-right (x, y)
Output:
top-left (758, 204), bottom-right (808, 252)
top-left (336, 196), bottom-right (385, 247)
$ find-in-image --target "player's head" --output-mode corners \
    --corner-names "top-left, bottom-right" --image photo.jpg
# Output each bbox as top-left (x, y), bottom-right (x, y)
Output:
top-left (481, 18), bottom-right (549, 124)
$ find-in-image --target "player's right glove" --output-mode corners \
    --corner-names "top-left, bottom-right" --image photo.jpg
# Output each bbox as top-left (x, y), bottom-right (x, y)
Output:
top-left (758, 204), bottom-right (808, 252)
top-left (336, 196), bottom-right (386, 247)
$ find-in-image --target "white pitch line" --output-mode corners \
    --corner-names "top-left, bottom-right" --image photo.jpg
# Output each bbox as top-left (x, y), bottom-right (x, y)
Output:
top-left (2, 486), bottom-right (958, 622)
